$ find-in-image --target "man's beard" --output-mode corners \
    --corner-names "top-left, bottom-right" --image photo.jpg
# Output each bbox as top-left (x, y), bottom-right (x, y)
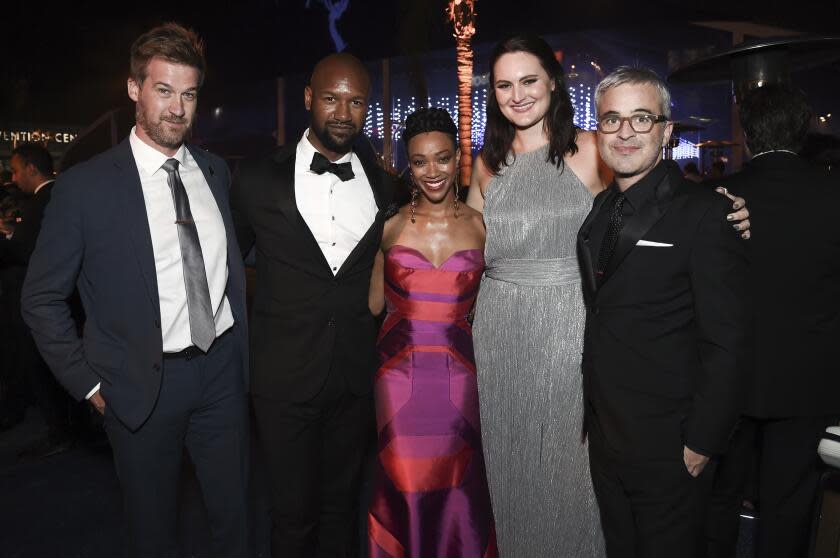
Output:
top-left (311, 119), bottom-right (358, 154)
top-left (136, 103), bottom-right (191, 150)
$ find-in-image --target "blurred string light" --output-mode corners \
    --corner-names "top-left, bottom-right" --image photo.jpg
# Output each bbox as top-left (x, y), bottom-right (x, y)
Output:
top-left (568, 84), bottom-right (596, 131)
top-left (671, 137), bottom-right (700, 160)
top-left (362, 89), bottom-right (699, 160)
top-left (364, 85), bottom-right (595, 148)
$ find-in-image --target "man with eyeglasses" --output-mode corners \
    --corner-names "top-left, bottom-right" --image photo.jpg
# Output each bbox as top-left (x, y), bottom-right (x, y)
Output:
top-left (577, 66), bottom-right (749, 558)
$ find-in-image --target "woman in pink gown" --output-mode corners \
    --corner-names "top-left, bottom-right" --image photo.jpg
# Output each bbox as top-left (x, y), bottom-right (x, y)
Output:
top-left (367, 108), bottom-right (496, 557)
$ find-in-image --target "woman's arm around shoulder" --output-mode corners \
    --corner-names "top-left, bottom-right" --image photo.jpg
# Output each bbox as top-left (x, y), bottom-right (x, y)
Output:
top-left (466, 153), bottom-right (493, 213)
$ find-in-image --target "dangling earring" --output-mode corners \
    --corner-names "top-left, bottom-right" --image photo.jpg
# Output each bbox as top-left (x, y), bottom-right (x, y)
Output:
top-left (410, 187), bottom-right (419, 224)
top-left (453, 179), bottom-right (460, 219)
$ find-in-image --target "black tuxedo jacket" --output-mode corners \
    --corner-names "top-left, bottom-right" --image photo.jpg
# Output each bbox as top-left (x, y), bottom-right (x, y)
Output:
top-left (0, 181), bottom-right (53, 267)
top-left (715, 152), bottom-right (840, 418)
top-left (21, 139), bottom-right (249, 431)
top-left (577, 161), bottom-right (749, 459)
top-left (230, 142), bottom-right (394, 402)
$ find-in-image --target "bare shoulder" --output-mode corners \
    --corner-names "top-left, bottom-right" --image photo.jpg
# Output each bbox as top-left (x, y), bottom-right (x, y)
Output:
top-left (457, 204), bottom-right (486, 245)
top-left (471, 153), bottom-right (493, 193)
top-left (460, 203), bottom-right (485, 227)
top-left (576, 129), bottom-right (597, 149)
top-left (570, 130), bottom-right (599, 165)
top-left (382, 208), bottom-right (409, 249)
top-left (567, 130), bottom-right (608, 195)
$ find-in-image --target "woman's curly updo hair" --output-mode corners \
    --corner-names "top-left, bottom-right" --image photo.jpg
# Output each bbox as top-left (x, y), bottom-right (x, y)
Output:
top-left (402, 107), bottom-right (458, 148)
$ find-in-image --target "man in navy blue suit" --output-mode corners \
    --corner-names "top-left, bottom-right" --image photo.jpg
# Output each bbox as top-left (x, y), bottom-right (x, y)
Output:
top-left (21, 23), bottom-right (249, 557)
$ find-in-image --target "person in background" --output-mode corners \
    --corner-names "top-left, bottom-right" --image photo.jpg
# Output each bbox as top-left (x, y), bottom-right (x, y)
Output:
top-left (1, 144), bottom-right (79, 457)
top-left (709, 84), bottom-right (840, 558)
top-left (683, 161), bottom-right (703, 182)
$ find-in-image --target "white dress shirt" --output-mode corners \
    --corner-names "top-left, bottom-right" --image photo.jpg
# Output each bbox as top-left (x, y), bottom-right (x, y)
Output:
top-left (294, 130), bottom-right (377, 274)
top-left (129, 127), bottom-right (234, 351)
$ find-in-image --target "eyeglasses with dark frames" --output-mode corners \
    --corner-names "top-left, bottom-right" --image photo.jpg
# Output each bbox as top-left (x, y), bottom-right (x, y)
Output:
top-left (596, 114), bottom-right (669, 134)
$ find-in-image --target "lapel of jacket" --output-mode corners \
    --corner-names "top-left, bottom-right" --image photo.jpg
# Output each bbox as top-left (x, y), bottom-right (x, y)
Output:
top-left (336, 151), bottom-right (390, 277)
top-left (577, 188), bottom-right (611, 306)
top-left (272, 144), bottom-right (334, 276)
top-left (602, 164), bottom-right (678, 281)
top-left (112, 138), bottom-right (160, 316)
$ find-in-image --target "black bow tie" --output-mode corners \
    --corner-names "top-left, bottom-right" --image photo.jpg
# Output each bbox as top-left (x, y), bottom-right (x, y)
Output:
top-left (310, 151), bottom-right (355, 182)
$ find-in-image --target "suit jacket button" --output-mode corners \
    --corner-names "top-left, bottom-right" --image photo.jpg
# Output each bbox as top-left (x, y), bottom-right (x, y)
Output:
top-left (328, 319), bottom-right (335, 327)
top-left (153, 363), bottom-right (160, 371)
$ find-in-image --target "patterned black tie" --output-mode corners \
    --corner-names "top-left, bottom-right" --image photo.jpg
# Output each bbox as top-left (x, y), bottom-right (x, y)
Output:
top-left (596, 192), bottom-right (626, 284)
top-left (310, 151), bottom-right (355, 181)
top-left (161, 159), bottom-right (216, 352)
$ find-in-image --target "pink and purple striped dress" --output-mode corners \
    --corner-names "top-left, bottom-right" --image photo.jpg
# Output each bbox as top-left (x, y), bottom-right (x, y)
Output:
top-left (368, 245), bottom-right (497, 558)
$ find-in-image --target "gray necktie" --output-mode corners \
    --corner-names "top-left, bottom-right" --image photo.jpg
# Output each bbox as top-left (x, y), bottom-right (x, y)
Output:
top-left (161, 158), bottom-right (216, 352)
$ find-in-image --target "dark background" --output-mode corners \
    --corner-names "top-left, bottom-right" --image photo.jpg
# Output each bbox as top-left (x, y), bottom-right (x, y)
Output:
top-left (3, 0), bottom-right (839, 165)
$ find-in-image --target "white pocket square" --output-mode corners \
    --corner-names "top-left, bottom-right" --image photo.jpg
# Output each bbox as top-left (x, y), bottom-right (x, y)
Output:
top-left (636, 240), bottom-right (674, 247)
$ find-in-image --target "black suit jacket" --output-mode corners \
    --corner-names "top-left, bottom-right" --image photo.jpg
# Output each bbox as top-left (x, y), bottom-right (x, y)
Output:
top-left (715, 152), bottom-right (840, 418)
top-left (578, 161), bottom-right (749, 459)
top-left (21, 139), bottom-right (249, 431)
top-left (0, 181), bottom-right (53, 267)
top-left (230, 142), bottom-right (394, 402)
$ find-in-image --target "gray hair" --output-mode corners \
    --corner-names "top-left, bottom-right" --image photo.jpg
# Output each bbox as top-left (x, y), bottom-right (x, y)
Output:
top-left (594, 66), bottom-right (672, 119)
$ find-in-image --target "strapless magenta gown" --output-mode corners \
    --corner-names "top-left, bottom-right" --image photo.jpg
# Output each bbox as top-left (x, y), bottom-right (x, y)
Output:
top-left (368, 246), bottom-right (497, 558)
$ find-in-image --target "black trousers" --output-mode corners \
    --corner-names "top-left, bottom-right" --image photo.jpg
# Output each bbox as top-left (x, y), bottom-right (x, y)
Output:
top-left (754, 415), bottom-right (837, 558)
top-left (253, 369), bottom-right (374, 558)
top-left (589, 437), bottom-right (716, 558)
top-left (706, 418), bottom-right (758, 558)
top-left (104, 331), bottom-right (249, 558)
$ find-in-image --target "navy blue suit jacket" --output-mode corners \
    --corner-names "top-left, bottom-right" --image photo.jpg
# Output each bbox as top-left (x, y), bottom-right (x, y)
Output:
top-left (21, 138), bottom-right (248, 431)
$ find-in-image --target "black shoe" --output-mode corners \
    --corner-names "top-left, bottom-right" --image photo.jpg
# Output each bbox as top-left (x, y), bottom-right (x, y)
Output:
top-left (18, 435), bottom-right (74, 460)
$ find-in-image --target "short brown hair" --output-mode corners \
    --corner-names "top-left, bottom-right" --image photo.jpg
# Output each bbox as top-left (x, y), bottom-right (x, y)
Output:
top-left (130, 23), bottom-right (205, 86)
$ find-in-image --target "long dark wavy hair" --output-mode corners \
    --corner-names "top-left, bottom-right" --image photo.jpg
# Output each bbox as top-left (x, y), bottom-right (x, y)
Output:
top-left (482, 34), bottom-right (578, 175)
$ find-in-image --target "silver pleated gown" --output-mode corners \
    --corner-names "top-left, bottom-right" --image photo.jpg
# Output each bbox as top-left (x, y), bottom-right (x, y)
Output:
top-left (473, 146), bottom-right (606, 557)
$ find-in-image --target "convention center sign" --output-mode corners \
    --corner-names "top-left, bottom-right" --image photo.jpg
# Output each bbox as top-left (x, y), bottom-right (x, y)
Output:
top-left (0, 127), bottom-right (81, 162)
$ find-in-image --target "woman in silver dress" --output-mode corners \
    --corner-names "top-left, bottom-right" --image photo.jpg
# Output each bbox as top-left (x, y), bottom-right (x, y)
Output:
top-left (466, 35), bottom-right (750, 557)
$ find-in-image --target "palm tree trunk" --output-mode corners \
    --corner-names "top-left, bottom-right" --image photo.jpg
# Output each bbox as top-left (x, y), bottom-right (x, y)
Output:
top-left (455, 37), bottom-right (473, 187)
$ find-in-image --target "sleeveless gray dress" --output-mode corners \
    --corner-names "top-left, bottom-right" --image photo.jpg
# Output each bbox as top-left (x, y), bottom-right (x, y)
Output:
top-left (473, 145), bottom-right (606, 557)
